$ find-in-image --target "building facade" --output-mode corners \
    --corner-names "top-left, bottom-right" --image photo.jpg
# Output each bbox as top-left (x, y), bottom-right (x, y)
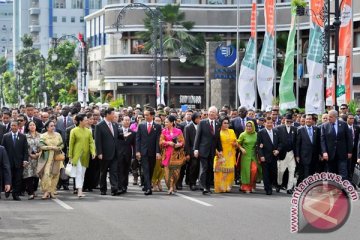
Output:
top-left (85, 0), bottom-right (360, 108)
top-left (0, 0), bottom-right (13, 69)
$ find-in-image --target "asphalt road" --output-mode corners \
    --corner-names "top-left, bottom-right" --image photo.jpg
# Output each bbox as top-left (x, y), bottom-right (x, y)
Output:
top-left (0, 178), bottom-right (359, 240)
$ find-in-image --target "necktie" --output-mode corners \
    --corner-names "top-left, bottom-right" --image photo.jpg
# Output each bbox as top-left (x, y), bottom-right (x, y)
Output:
top-left (108, 122), bottom-right (114, 136)
top-left (307, 127), bottom-right (313, 143)
top-left (331, 123), bottom-right (336, 137)
top-left (13, 134), bottom-right (16, 146)
top-left (64, 117), bottom-right (67, 129)
top-left (147, 123), bottom-right (152, 134)
top-left (210, 120), bottom-right (214, 134)
top-left (241, 119), bottom-right (245, 129)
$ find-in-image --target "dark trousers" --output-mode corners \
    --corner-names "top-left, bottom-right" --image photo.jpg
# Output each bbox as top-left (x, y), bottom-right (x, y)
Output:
top-left (141, 155), bottom-right (156, 191)
top-left (99, 158), bottom-right (118, 193)
top-left (177, 162), bottom-right (188, 187)
top-left (297, 164), bottom-right (314, 185)
top-left (11, 167), bottom-right (23, 197)
top-left (57, 157), bottom-right (70, 189)
top-left (261, 160), bottom-right (277, 193)
top-left (118, 154), bottom-right (131, 190)
top-left (348, 157), bottom-right (357, 180)
top-left (131, 158), bottom-right (140, 180)
top-left (24, 177), bottom-right (37, 195)
top-left (199, 155), bottom-right (214, 190)
top-left (83, 157), bottom-right (100, 190)
top-left (188, 157), bottom-right (200, 186)
top-left (327, 158), bottom-right (348, 180)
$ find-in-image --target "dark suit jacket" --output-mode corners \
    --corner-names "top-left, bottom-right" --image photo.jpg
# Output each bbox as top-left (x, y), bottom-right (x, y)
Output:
top-left (184, 123), bottom-right (197, 158)
top-left (349, 125), bottom-right (360, 159)
top-left (0, 145), bottom-right (11, 186)
top-left (320, 120), bottom-right (353, 161)
top-left (56, 116), bottom-right (75, 142)
top-left (231, 117), bottom-right (257, 138)
top-left (135, 122), bottom-right (161, 157)
top-left (257, 128), bottom-right (280, 163)
top-left (1, 132), bottom-right (28, 169)
top-left (118, 127), bottom-right (135, 157)
top-left (296, 125), bottom-right (321, 165)
top-left (95, 121), bottom-right (120, 160)
top-left (178, 121), bottom-right (192, 133)
top-left (193, 119), bottom-right (222, 158)
top-left (65, 125), bottom-right (76, 154)
top-left (0, 124), bottom-right (6, 144)
top-left (276, 125), bottom-right (297, 160)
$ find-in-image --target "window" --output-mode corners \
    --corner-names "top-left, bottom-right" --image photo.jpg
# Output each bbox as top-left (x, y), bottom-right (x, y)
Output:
top-left (54, 0), bottom-right (66, 8)
top-left (62, 16), bottom-right (66, 22)
top-left (80, 16), bottom-right (84, 23)
top-left (71, 17), bottom-right (75, 23)
top-left (90, 0), bottom-right (102, 9)
top-left (71, 0), bottom-right (83, 9)
top-left (53, 16), bottom-right (57, 22)
top-left (131, 40), bottom-right (145, 54)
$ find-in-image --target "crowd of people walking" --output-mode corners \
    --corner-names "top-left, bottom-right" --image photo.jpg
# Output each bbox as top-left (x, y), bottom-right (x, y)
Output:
top-left (0, 102), bottom-right (359, 201)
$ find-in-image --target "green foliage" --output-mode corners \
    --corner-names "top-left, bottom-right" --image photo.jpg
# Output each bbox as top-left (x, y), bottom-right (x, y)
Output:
top-left (109, 97), bottom-right (124, 109)
top-left (348, 100), bottom-right (359, 115)
top-left (21, 34), bottom-right (34, 48)
top-left (2, 71), bottom-right (18, 104)
top-left (291, 0), bottom-right (307, 8)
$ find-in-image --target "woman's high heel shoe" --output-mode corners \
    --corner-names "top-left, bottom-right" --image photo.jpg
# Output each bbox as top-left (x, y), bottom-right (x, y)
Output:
top-left (41, 192), bottom-right (50, 200)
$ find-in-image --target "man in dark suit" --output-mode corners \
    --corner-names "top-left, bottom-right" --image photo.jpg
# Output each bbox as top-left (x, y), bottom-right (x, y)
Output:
top-left (321, 110), bottom-right (353, 180)
top-left (135, 108), bottom-right (162, 195)
top-left (25, 104), bottom-right (43, 133)
top-left (296, 114), bottom-right (321, 183)
top-left (345, 113), bottom-right (360, 181)
top-left (56, 106), bottom-right (74, 143)
top-left (1, 121), bottom-right (28, 200)
top-left (0, 145), bottom-right (11, 199)
top-left (194, 106), bottom-right (223, 195)
top-left (95, 107), bottom-right (120, 196)
top-left (276, 114), bottom-right (297, 194)
top-left (184, 112), bottom-right (201, 191)
top-left (117, 116), bottom-right (135, 194)
top-left (257, 117), bottom-right (280, 195)
top-left (1, 111), bottom-right (11, 133)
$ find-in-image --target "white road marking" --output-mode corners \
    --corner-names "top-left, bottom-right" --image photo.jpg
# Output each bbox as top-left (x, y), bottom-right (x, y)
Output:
top-left (174, 193), bottom-right (213, 207)
top-left (52, 198), bottom-right (74, 210)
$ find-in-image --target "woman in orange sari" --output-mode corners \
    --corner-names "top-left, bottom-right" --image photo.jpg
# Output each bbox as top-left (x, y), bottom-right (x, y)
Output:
top-left (159, 115), bottom-right (185, 195)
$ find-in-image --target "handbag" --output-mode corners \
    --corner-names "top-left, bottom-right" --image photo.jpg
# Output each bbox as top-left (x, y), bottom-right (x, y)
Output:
top-left (65, 162), bottom-right (76, 178)
top-left (352, 164), bottom-right (360, 186)
top-left (54, 150), bottom-right (65, 161)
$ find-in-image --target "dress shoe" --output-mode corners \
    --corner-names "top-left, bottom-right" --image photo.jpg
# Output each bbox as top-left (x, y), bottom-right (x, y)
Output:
top-left (88, 189), bottom-right (93, 192)
top-left (111, 192), bottom-right (118, 196)
top-left (142, 187), bottom-right (146, 191)
top-left (266, 191), bottom-right (273, 195)
top-left (100, 191), bottom-right (107, 195)
top-left (176, 185), bottom-right (183, 190)
top-left (144, 190), bottom-right (152, 196)
top-left (63, 186), bottom-right (70, 190)
top-left (202, 189), bottom-right (209, 195)
top-left (190, 185), bottom-right (197, 191)
top-left (5, 191), bottom-right (10, 198)
top-left (275, 186), bottom-right (281, 193)
top-left (73, 190), bottom-right (78, 194)
top-left (28, 195), bottom-right (35, 200)
top-left (13, 196), bottom-right (21, 201)
top-left (287, 189), bottom-right (293, 195)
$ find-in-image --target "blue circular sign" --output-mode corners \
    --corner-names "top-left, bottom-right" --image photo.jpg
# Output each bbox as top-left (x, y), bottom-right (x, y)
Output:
top-left (215, 45), bottom-right (237, 68)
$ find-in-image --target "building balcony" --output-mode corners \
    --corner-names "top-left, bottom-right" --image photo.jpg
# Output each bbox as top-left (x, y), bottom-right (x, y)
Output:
top-left (29, 7), bottom-right (40, 15)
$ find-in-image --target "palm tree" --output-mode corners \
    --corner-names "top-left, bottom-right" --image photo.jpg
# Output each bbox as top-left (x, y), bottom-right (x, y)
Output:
top-left (138, 4), bottom-right (202, 105)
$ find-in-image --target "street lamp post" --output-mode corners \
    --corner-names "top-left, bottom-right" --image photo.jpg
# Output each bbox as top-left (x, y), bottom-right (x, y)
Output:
top-left (111, 3), bottom-right (163, 105)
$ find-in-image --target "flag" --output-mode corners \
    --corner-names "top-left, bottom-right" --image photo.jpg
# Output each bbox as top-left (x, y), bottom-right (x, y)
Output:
top-left (338, 0), bottom-right (352, 104)
top-left (305, 0), bottom-right (324, 114)
top-left (257, 0), bottom-right (275, 111)
top-left (279, 5), bottom-right (297, 114)
top-left (238, 0), bottom-right (257, 110)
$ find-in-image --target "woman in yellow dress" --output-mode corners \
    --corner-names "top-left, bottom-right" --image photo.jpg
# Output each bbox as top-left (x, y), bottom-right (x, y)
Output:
top-left (213, 116), bottom-right (237, 193)
top-left (37, 120), bottom-right (64, 199)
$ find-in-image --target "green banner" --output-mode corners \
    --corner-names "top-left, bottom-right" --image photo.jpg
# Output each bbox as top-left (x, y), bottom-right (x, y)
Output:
top-left (279, 7), bottom-right (297, 114)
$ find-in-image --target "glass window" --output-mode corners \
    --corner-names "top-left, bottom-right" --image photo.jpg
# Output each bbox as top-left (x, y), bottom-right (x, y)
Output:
top-left (80, 16), bottom-right (84, 23)
top-left (207, 0), bottom-right (225, 4)
top-left (157, 0), bottom-right (175, 3)
top-left (54, 0), bottom-right (66, 8)
top-left (131, 40), bottom-right (146, 54)
top-left (71, 0), bottom-right (83, 9)
top-left (71, 16), bottom-right (75, 23)
top-left (53, 16), bottom-right (57, 22)
top-left (90, 0), bottom-right (102, 9)
top-left (132, 0), bottom-right (150, 3)
top-left (62, 16), bottom-right (66, 22)
top-left (181, 0), bottom-right (199, 3)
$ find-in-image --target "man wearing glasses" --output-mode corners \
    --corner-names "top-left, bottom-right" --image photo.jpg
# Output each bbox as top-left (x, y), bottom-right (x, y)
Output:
top-left (339, 104), bottom-right (349, 115)
top-left (17, 114), bottom-right (27, 134)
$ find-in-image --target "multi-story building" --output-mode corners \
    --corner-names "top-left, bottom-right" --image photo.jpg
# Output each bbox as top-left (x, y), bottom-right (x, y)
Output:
top-left (0, 0), bottom-right (14, 69)
top-left (85, 0), bottom-right (360, 108)
top-left (13, 0), bottom-right (108, 65)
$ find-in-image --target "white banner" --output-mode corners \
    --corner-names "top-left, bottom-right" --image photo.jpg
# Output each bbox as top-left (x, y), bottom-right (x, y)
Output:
top-left (305, 59), bottom-right (323, 113)
top-left (337, 56), bottom-right (347, 105)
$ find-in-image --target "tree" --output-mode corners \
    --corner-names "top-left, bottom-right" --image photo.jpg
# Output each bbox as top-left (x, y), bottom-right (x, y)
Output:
top-left (139, 4), bottom-right (204, 105)
top-left (46, 41), bottom-right (79, 104)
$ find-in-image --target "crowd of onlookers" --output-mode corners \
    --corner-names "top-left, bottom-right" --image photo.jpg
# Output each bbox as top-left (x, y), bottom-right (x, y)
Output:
top-left (0, 101), bottom-right (359, 200)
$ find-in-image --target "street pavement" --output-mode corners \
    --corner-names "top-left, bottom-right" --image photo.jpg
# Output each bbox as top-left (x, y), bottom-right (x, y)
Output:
top-left (0, 178), bottom-right (359, 240)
